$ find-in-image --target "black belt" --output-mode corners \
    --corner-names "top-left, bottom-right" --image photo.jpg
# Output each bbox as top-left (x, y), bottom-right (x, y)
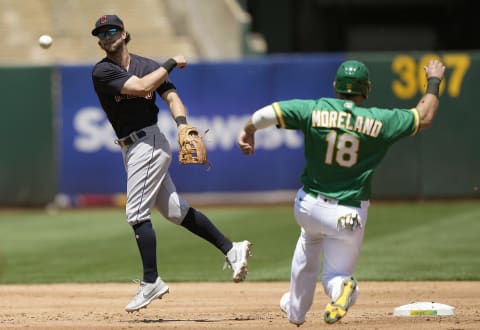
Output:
top-left (304, 188), bottom-right (362, 208)
top-left (116, 130), bottom-right (146, 148)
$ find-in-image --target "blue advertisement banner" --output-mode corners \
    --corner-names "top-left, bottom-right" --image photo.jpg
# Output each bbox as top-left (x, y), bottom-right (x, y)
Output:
top-left (59, 55), bottom-right (344, 198)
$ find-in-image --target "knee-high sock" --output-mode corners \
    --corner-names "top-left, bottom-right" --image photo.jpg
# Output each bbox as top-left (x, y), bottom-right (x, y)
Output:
top-left (133, 220), bottom-right (158, 283)
top-left (181, 207), bottom-right (233, 254)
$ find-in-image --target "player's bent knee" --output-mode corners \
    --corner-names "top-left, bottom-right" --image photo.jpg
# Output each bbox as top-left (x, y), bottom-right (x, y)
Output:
top-left (161, 205), bottom-right (190, 225)
top-left (158, 198), bottom-right (190, 225)
top-left (165, 213), bottom-right (185, 225)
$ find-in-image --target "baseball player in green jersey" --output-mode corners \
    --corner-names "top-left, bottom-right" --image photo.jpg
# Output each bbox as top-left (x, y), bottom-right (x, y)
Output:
top-left (237, 59), bottom-right (445, 326)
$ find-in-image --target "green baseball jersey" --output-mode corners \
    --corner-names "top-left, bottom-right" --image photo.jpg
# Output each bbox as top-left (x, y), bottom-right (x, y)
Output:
top-left (273, 97), bottom-right (420, 202)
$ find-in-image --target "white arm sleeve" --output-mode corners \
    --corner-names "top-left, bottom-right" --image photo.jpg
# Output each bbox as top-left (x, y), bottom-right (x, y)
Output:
top-left (251, 105), bottom-right (278, 129)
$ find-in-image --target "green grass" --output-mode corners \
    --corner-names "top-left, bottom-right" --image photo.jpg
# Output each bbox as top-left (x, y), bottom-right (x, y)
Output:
top-left (358, 201), bottom-right (480, 280)
top-left (0, 201), bottom-right (479, 283)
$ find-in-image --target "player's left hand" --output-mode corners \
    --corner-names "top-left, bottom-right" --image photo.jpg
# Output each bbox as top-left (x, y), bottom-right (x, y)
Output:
top-left (424, 59), bottom-right (445, 81)
top-left (177, 124), bottom-right (208, 164)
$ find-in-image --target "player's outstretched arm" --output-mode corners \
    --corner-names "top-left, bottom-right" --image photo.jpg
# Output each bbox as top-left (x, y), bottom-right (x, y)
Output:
top-left (237, 105), bottom-right (279, 155)
top-left (415, 59), bottom-right (445, 131)
top-left (121, 55), bottom-right (187, 97)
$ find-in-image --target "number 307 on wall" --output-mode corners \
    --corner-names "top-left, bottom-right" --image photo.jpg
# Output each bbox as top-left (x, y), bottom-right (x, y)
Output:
top-left (392, 53), bottom-right (470, 99)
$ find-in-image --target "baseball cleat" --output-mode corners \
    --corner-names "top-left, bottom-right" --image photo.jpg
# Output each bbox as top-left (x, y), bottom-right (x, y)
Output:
top-left (224, 240), bottom-right (253, 283)
top-left (125, 276), bottom-right (169, 313)
top-left (280, 292), bottom-right (290, 314)
top-left (279, 292), bottom-right (304, 327)
top-left (323, 277), bottom-right (357, 324)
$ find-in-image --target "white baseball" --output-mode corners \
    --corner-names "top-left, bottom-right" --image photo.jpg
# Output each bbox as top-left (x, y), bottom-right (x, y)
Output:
top-left (38, 35), bottom-right (53, 49)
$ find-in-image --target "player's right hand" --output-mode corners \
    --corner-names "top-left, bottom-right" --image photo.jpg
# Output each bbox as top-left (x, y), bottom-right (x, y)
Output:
top-left (424, 59), bottom-right (445, 81)
top-left (237, 131), bottom-right (255, 155)
top-left (173, 54), bottom-right (187, 68)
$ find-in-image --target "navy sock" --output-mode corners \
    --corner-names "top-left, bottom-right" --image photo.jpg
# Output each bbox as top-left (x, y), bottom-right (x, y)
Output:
top-left (181, 208), bottom-right (233, 254)
top-left (133, 220), bottom-right (158, 283)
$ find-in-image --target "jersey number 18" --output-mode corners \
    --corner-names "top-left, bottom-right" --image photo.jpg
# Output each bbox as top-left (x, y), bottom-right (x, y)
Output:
top-left (324, 131), bottom-right (359, 168)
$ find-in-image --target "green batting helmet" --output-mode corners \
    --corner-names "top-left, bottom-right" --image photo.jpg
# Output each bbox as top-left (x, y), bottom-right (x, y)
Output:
top-left (334, 60), bottom-right (371, 98)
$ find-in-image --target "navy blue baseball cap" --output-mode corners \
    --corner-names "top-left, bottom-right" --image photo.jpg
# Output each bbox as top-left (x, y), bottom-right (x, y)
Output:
top-left (91, 15), bottom-right (125, 36)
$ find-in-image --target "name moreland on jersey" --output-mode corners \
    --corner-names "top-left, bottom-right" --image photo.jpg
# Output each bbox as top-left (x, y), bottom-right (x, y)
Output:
top-left (311, 110), bottom-right (382, 138)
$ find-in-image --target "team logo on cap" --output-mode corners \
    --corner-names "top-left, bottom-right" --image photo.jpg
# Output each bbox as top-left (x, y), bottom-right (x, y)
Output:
top-left (100, 15), bottom-right (107, 24)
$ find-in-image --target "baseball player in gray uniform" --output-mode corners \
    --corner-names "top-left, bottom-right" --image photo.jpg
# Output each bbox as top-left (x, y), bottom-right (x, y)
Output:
top-left (238, 59), bottom-right (445, 325)
top-left (91, 14), bottom-right (252, 313)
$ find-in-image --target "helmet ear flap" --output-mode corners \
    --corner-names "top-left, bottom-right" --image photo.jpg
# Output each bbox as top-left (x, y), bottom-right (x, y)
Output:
top-left (364, 80), bottom-right (372, 98)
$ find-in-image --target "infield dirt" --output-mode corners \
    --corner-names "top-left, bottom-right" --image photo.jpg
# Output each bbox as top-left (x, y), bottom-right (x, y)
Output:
top-left (0, 281), bottom-right (478, 329)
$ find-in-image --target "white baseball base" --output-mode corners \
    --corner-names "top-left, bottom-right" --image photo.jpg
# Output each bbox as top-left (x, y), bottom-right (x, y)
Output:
top-left (394, 302), bottom-right (455, 316)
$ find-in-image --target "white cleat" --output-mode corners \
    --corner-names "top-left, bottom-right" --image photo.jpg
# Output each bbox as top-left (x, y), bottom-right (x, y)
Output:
top-left (280, 291), bottom-right (290, 314)
top-left (125, 276), bottom-right (169, 313)
top-left (225, 240), bottom-right (253, 283)
top-left (279, 291), bottom-right (304, 327)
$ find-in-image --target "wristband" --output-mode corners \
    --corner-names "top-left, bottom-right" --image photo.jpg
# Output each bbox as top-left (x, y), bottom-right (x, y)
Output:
top-left (162, 58), bottom-right (177, 73)
top-left (174, 115), bottom-right (187, 126)
top-left (426, 77), bottom-right (441, 97)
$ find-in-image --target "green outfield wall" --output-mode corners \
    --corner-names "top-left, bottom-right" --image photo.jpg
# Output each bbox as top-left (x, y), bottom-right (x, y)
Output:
top-left (0, 66), bottom-right (57, 206)
top-left (352, 52), bottom-right (479, 199)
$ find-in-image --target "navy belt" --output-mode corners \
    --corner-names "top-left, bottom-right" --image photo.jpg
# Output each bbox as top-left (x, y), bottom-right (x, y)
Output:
top-left (116, 130), bottom-right (146, 148)
top-left (304, 188), bottom-right (362, 208)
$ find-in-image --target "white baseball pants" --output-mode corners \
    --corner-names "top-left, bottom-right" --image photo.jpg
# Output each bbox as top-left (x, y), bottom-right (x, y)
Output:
top-left (286, 188), bottom-right (369, 324)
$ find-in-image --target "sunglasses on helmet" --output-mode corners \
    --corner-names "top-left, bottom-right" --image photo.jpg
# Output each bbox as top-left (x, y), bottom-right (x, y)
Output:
top-left (97, 28), bottom-right (120, 40)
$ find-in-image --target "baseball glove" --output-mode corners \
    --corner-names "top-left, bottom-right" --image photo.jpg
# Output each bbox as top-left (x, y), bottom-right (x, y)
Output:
top-left (177, 125), bottom-right (208, 165)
